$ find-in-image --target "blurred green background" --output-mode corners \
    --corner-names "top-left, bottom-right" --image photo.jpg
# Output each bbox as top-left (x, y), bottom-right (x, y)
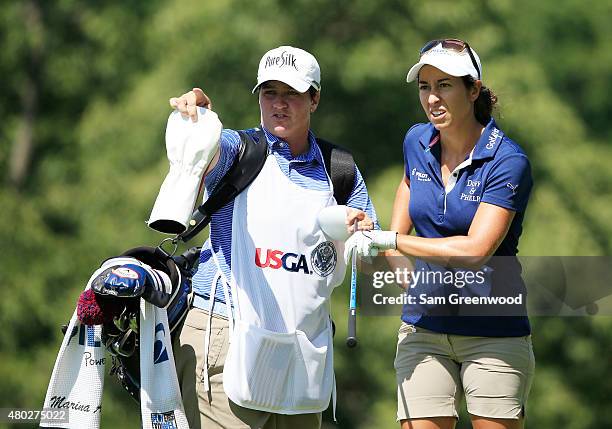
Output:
top-left (2, 0), bottom-right (611, 427)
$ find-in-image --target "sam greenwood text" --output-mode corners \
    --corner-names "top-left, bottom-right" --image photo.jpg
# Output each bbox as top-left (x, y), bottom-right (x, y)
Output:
top-left (373, 293), bottom-right (524, 306)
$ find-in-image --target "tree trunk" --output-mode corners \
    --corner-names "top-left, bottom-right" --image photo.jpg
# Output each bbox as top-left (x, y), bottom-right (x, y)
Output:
top-left (8, 0), bottom-right (42, 189)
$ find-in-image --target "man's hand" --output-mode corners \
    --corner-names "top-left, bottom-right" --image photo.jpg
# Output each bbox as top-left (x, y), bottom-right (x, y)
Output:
top-left (317, 206), bottom-right (374, 240)
top-left (346, 208), bottom-right (374, 233)
top-left (344, 230), bottom-right (397, 263)
top-left (169, 87), bottom-right (213, 122)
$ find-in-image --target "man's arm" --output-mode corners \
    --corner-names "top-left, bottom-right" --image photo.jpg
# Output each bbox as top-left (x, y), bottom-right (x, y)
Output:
top-left (345, 164), bottom-right (379, 231)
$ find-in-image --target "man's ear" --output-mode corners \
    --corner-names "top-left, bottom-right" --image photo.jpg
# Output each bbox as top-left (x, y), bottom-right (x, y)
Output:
top-left (310, 91), bottom-right (320, 113)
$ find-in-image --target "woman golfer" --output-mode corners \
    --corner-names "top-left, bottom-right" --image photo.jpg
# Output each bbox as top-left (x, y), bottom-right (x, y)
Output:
top-left (346, 39), bottom-right (535, 429)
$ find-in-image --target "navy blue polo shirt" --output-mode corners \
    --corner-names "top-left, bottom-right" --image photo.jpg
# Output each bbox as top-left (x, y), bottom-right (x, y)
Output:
top-left (401, 119), bottom-right (533, 337)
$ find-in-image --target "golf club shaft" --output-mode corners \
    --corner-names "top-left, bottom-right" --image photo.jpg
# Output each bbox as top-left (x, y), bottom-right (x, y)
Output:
top-left (347, 218), bottom-right (358, 348)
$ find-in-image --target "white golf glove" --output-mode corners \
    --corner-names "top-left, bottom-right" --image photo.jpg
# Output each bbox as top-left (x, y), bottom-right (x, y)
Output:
top-left (344, 230), bottom-right (397, 263)
top-left (148, 107), bottom-right (222, 233)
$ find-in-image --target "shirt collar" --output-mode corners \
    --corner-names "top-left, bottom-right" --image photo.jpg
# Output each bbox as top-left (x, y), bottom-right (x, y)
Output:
top-left (471, 119), bottom-right (504, 161)
top-left (260, 125), bottom-right (323, 164)
top-left (418, 124), bottom-right (438, 150)
top-left (418, 118), bottom-right (503, 161)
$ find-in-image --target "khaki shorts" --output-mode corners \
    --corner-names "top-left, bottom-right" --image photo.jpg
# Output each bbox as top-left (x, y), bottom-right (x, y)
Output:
top-left (395, 322), bottom-right (535, 421)
top-left (173, 307), bottom-right (322, 429)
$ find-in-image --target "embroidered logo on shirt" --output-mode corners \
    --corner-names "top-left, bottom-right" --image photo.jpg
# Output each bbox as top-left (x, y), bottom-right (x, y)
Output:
top-left (411, 168), bottom-right (431, 182)
top-left (460, 179), bottom-right (481, 202)
top-left (486, 127), bottom-right (501, 150)
top-left (506, 182), bottom-right (519, 195)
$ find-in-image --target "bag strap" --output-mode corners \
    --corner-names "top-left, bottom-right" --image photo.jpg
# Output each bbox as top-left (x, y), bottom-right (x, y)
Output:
top-left (316, 138), bottom-right (356, 206)
top-left (177, 129), bottom-right (268, 243)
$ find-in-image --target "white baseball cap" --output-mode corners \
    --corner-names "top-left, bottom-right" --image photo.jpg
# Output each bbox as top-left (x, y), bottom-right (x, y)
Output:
top-left (252, 46), bottom-right (321, 94)
top-left (406, 40), bottom-right (482, 83)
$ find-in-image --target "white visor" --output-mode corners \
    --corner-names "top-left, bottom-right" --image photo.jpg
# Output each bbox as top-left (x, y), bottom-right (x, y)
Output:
top-left (406, 41), bottom-right (482, 82)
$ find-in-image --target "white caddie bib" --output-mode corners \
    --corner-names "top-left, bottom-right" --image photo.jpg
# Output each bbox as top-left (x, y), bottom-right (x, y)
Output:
top-left (221, 152), bottom-right (346, 414)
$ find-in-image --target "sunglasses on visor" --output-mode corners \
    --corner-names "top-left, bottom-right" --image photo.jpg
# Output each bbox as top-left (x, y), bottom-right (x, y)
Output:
top-left (420, 39), bottom-right (481, 80)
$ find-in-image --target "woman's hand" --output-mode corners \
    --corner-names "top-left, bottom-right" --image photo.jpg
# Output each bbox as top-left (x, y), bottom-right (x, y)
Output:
top-left (344, 230), bottom-right (398, 263)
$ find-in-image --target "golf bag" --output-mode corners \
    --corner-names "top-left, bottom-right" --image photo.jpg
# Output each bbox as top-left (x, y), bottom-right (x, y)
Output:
top-left (79, 245), bottom-right (200, 402)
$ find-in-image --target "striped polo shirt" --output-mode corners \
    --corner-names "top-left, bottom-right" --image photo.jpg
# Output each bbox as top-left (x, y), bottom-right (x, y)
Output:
top-left (191, 126), bottom-right (378, 316)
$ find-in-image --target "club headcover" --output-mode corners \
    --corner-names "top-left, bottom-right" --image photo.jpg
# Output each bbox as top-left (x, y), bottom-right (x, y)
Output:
top-left (91, 264), bottom-right (150, 298)
top-left (77, 288), bottom-right (125, 325)
top-left (317, 205), bottom-right (350, 241)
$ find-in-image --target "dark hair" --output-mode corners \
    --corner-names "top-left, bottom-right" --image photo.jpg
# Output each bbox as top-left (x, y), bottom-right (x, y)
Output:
top-left (461, 76), bottom-right (498, 126)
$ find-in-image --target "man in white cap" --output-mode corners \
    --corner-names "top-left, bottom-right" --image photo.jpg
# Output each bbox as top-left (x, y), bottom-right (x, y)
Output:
top-left (168, 46), bottom-right (378, 428)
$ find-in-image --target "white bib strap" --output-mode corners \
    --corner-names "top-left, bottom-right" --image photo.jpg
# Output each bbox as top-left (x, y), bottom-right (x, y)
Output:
top-left (328, 308), bottom-right (337, 423)
top-left (222, 277), bottom-right (234, 342)
top-left (202, 271), bottom-right (221, 393)
top-left (333, 372), bottom-right (337, 423)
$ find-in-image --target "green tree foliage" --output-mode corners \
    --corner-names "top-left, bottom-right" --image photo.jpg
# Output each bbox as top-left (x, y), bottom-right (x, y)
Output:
top-left (1, 0), bottom-right (611, 427)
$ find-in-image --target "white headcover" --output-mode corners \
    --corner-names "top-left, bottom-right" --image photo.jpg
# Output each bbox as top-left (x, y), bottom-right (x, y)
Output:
top-left (317, 204), bottom-right (350, 241)
top-left (148, 107), bottom-right (222, 234)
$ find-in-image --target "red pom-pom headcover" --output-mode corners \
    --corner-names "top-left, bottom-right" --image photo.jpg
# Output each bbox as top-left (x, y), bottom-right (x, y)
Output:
top-left (77, 288), bottom-right (124, 325)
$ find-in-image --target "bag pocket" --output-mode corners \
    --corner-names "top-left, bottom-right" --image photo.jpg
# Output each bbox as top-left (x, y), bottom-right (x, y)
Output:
top-left (292, 327), bottom-right (332, 410)
top-left (224, 320), bottom-right (296, 411)
top-left (223, 319), bottom-right (332, 413)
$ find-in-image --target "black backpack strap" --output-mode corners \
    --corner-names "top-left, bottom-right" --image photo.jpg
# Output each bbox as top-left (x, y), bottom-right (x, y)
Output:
top-left (177, 129), bottom-right (268, 243)
top-left (316, 138), bottom-right (356, 206)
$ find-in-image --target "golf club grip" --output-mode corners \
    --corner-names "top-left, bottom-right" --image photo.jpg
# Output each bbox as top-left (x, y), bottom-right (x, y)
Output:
top-left (347, 218), bottom-right (359, 348)
top-left (347, 308), bottom-right (357, 347)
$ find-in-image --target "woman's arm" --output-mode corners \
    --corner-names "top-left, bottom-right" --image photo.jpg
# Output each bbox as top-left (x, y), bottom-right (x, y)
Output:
top-left (386, 176), bottom-right (413, 258)
top-left (346, 153), bottom-right (528, 270)
top-left (346, 201), bottom-right (516, 270)
top-left (396, 202), bottom-right (515, 268)
top-left (394, 153), bottom-right (531, 268)
top-left (384, 177), bottom-right (415, 288)
top-left (390, 176), bottom-right (414, 235)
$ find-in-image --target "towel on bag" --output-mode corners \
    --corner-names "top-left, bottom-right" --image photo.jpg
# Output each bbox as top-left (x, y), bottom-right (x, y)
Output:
top-left (41, 258), bottom-right (189, 428)
top-left (139, 263), bottom-right (189, 429)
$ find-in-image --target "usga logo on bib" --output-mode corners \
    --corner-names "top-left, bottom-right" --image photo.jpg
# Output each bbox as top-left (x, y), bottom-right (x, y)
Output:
top-left (255, 241), bottom-right (337, 277)
top-left (311, 241), bottom-right (337, 277)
